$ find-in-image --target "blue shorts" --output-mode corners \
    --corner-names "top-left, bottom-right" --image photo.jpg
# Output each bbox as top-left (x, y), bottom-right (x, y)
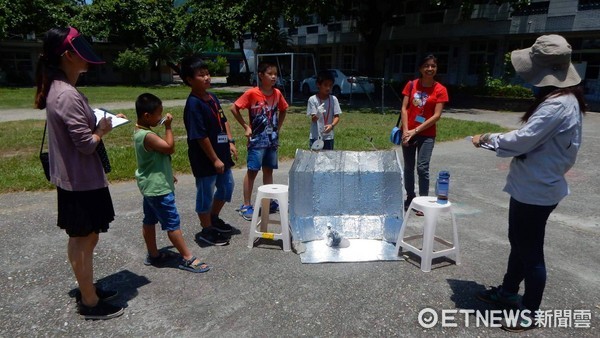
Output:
top-left (142, 192), bottom-right (180, 231)
top-left (195, 169), bottom-right (234, 213)
top-left (247, 147), bottom-right (278, 171)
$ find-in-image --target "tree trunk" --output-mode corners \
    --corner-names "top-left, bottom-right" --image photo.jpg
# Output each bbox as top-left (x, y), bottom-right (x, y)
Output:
top-left (239, 37), bottom-right (250, 73)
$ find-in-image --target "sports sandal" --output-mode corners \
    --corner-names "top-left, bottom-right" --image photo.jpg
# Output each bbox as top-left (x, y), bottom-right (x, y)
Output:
top-left (178, 256), bottom-right (210, 273)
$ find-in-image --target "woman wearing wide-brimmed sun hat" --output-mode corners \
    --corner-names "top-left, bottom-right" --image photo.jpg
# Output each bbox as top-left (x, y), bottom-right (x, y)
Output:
top-left (34, 27), bottom-right (124, 320)
top-left (471, 34), bottom-right (586, 332)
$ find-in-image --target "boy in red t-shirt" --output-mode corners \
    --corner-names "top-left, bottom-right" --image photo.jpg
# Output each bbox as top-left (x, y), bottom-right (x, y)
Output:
top-left (231, 62), bottom-right (289, 220)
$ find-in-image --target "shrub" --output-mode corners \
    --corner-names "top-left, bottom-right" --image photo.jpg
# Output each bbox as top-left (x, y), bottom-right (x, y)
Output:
top-left (205, 56), bottom-right (228, 76)
top-left (484, 75), bottom-right (532, 98)
top-left (114, 48), bottom-right (149, 83)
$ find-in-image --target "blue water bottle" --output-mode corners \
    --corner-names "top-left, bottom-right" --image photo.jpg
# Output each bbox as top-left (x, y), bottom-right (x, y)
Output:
top-left (436, 170), bottom-right (450, 204)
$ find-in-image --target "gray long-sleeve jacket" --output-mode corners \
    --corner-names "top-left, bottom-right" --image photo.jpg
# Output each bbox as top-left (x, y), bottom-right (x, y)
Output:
top-left (46, 74), bottom-right (107, 191)
top-left (486, 94), bottom-right (582, 206)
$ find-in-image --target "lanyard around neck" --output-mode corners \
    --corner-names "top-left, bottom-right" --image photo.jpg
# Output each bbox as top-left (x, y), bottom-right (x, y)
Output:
top-left (206, 98), bottom-right (224, 132)
top-left (135, 124), bottom-right (152, 131)
top-left (317, 95), bottom-right (332, 123)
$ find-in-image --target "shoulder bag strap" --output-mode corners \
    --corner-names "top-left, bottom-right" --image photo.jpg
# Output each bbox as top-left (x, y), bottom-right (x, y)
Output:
top-left (396, 80), bottom-right (414, 127)
top-left (40, 121), bottom-right (47, 156)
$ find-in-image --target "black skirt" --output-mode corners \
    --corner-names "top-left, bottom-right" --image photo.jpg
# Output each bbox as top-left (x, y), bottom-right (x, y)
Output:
top-left (57, 186), bottom-right (115, 237)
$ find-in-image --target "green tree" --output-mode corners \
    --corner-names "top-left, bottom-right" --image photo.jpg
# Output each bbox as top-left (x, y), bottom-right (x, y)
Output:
top-left (176, 0), bottom-right (307, 74)
top-left (0, 0), bottom-right (82, 40)
top-left (145, 40), bottom-right (180, 73)
top-left (74, 0), bottom-right (178, 47)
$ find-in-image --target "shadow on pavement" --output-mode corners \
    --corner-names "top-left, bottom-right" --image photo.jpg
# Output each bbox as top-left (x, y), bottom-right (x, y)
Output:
top-left (67, 269), bottom-right (152, 309)
top-left (447, 279), bottom-right (490, 311)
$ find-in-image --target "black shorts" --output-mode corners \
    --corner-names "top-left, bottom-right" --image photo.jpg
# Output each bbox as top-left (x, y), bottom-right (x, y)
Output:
top-left (57, 186), bottom-right (115, 237)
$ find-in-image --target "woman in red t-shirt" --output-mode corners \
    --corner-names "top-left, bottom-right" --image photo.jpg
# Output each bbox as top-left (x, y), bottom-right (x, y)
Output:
top-left (400, 54), bottom-right (449, 214)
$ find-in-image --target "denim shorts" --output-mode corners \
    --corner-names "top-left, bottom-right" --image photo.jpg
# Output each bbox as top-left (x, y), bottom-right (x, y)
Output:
top-left (142, 192), bottom-right (180, 231)
top-left (195, 169), bottom-right (234, 213)
top-left (247, 147), bottom-right (278, 171)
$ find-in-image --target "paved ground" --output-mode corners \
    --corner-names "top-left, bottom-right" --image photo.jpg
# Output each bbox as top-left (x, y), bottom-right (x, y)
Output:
top-left (0, 108), bottom-right (598, 337)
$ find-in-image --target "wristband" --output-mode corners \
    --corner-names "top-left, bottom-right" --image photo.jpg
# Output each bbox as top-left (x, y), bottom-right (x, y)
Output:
top-left (228, 138), bottom-right (235, 144)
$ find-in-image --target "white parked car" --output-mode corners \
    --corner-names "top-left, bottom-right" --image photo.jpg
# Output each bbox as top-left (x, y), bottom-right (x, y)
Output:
top-left (300, 69), bottom-right (375, 96)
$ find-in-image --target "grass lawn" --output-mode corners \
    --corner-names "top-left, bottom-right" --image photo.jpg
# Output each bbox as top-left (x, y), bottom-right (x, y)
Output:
top-left (0, 85), bottom-right (242, 109)
top-left (0, 101), bottom-right (506, 193)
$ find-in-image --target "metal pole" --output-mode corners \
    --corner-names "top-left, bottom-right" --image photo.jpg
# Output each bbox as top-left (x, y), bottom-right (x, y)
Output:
top-left (349, 77), bottom-right (353, 105)
top-left (381, 77), bottom-right (385, 114)
top-left (291, 54), bottom-right (294, 105)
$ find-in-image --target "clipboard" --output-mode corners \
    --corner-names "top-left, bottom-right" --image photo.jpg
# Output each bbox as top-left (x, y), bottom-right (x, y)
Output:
top-left (94, 108), bottom-right (130, 128)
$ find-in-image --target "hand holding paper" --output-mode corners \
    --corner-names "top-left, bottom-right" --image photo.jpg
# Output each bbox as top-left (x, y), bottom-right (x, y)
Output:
top-left (94, 108), bottom-right (130, 128)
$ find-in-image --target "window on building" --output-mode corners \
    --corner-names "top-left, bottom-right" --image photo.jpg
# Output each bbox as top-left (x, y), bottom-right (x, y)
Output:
top-left (342, 46), bottom-right (355, 70)
top-left (391, 44), bottom-right (417, 76)
top-left (424, 44), bottom-right (449, 74)
top-left (511, 1), bottom-right (549, 16)
top-left (328, 23), bottom-right (341, 32)
top-left (506, 38), bottom-right (536, 53)
top-left (318, 34), bottom-right (328, 44)
top-left (288, 28), bottom-right (298, 36)
top-left (319, 47), bottom-right (333, 69)
top-left (578, 0), bottom-right (600, 10)
top-left (582, 38), bottom-right (600, 49)
top-left (405, 0), bottom-right (422, 14)
top-left (420, 11), bottom-right (445, 24)
top-left (390, 15), bottom-right (406, 26)
top-left (468, 41), bottom-right (497, 75)
top-left (307, 26), bottom-right (319, 34)
top-left (402, 55), bottom-right (417, 74)
top-left (574, 52), bottom-right (600, 80)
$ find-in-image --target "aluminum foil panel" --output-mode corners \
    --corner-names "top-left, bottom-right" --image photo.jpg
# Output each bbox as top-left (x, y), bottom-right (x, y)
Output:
top-left (300, 239), bottom-right (404, 264)
top-left (289, 150), bottom-right (404, 263)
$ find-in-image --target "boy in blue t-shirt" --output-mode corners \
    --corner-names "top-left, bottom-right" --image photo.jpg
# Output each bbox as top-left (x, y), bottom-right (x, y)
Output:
top-left (133, 93), bottom-right (209, 273)
top-left (181, 56), bottom-right (237, 246)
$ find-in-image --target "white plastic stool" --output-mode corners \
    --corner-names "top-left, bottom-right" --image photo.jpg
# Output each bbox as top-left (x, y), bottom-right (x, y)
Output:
top-left (395, 196), bottom-right (460, 272)
top-left (248, 184), bottom-right (291, 252)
